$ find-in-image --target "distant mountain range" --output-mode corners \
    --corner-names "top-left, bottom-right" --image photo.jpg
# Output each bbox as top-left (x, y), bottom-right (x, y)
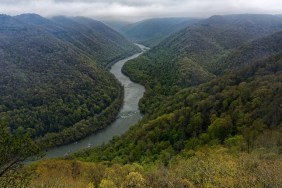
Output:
top-left (116, 17), bottom-right (200, 47)
top-left (103, 20), bottom-right (132, 31)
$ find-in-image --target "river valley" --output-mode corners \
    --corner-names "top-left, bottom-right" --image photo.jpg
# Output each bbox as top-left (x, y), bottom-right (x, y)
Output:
top-left (43, 44), bottom-right (148, 159)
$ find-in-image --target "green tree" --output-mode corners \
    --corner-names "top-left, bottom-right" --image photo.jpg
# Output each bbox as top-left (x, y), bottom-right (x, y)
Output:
top-left (0, 124), bottom-right (42, 188)
top-left (99, 179), bottom-right (116, 188)
top-left (208, 116), bottom-right (233, 143)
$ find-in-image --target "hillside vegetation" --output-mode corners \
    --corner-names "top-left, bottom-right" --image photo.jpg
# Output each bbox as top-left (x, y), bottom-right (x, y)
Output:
top-left (16, 14), bottom-right (140, 68)
top-left (0, 14), bottom-right (138, 147)
top-left (123, 14), bottom-right (282, 113)
top-left (31, 147), bottom-right (282, 188)
top-left (212, 30), bottom-right (282, 74)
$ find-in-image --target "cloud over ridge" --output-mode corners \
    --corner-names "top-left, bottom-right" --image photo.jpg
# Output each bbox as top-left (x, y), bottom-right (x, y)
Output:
top-left (0, 0), bottom-right (281, 21)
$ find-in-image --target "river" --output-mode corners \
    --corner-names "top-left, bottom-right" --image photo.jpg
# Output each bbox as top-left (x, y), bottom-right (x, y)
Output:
top-left (43, 44), bottom-right (148, 159)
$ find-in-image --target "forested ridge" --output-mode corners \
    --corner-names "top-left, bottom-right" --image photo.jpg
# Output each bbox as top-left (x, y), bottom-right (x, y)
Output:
top-left (15, 14), bottom-right (140, 68)
top-left (0, 14), bottom-right (138, 147)
top-left (123, 14), bottom-right (282, 113)
top-left (212, 30), bottom-right (282, 74)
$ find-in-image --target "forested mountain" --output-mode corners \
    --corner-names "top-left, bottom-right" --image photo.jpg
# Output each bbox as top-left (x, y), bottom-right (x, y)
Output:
top-left (123, 14), bottom-right (282, 113)
top-left (15, 14), bottom-right (140, 68)
top-left (0, 14), bottom-right (138, 147)
top-left (150, 14), bottom-right (282, 72)
top-left (212, 30), bottom-right (282, 74)
top-left (119, 17), bottom-right (200, 47)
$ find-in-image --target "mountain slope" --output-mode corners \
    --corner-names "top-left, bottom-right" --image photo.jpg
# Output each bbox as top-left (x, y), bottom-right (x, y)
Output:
top-left (158, 14), bottom-right (282, 70)
top-left (15, 14), bottom-right (140, 68)
top-left (122, 14), bottom-right (282, 113)
top-left (212, 30), bottom-right (282, 74)
top-left (119, 17), bottom-right (200, 47)
top-left (0, 14), bottom-right (129, 147)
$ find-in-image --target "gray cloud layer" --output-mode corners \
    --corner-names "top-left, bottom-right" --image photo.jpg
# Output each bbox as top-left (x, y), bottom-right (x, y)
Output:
top-left (0, 0), bottom-right (281, 21)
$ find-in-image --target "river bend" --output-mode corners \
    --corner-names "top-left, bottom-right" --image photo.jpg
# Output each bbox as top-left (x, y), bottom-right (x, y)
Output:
top-left (43, 44), bottom-right (148, 159)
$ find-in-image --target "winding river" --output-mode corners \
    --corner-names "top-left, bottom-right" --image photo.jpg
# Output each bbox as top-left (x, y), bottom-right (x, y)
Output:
top-left (43, 44), bottom-right (148, 159)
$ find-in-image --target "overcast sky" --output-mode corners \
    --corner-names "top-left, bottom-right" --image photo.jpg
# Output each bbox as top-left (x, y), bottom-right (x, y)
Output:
top-left (0, 0), bottom-right (281, 21)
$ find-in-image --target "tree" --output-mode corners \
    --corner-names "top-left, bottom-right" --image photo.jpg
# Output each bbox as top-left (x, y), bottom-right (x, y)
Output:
top-left (122, 172), bottom-right (146, 188)
top-left (99, 179), bottom-right (116, 188)
top-left (0, 124), bottom-right (42, 188)
top-left (208, 116), bottom-right (233, 143)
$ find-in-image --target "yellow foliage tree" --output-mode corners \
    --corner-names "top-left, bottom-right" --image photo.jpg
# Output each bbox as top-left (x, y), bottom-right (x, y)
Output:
top-left (99, 179), bottom-right (116, 188)
top-left (122, 172), bottom-right (146, 188)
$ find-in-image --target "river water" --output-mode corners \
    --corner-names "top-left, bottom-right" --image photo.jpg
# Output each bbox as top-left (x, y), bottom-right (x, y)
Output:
top-left (43, 44), bottom-right (148, 159)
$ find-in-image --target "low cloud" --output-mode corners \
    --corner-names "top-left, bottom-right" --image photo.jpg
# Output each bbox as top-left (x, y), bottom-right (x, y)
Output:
top-left (0, 0), bottom-right (281, 21)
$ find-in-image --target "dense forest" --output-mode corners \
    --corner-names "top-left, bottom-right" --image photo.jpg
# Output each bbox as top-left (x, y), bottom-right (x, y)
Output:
top-left (15, 14), bottom-right (140, 68)
top-left (1, 13), bottom-right (282, 188)
top-left (0, 14), bottom-right (139, 147)
top-left (30, 147), bottom-right (282, 187)
top-left (123, 14), bottom-right (282, 114)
